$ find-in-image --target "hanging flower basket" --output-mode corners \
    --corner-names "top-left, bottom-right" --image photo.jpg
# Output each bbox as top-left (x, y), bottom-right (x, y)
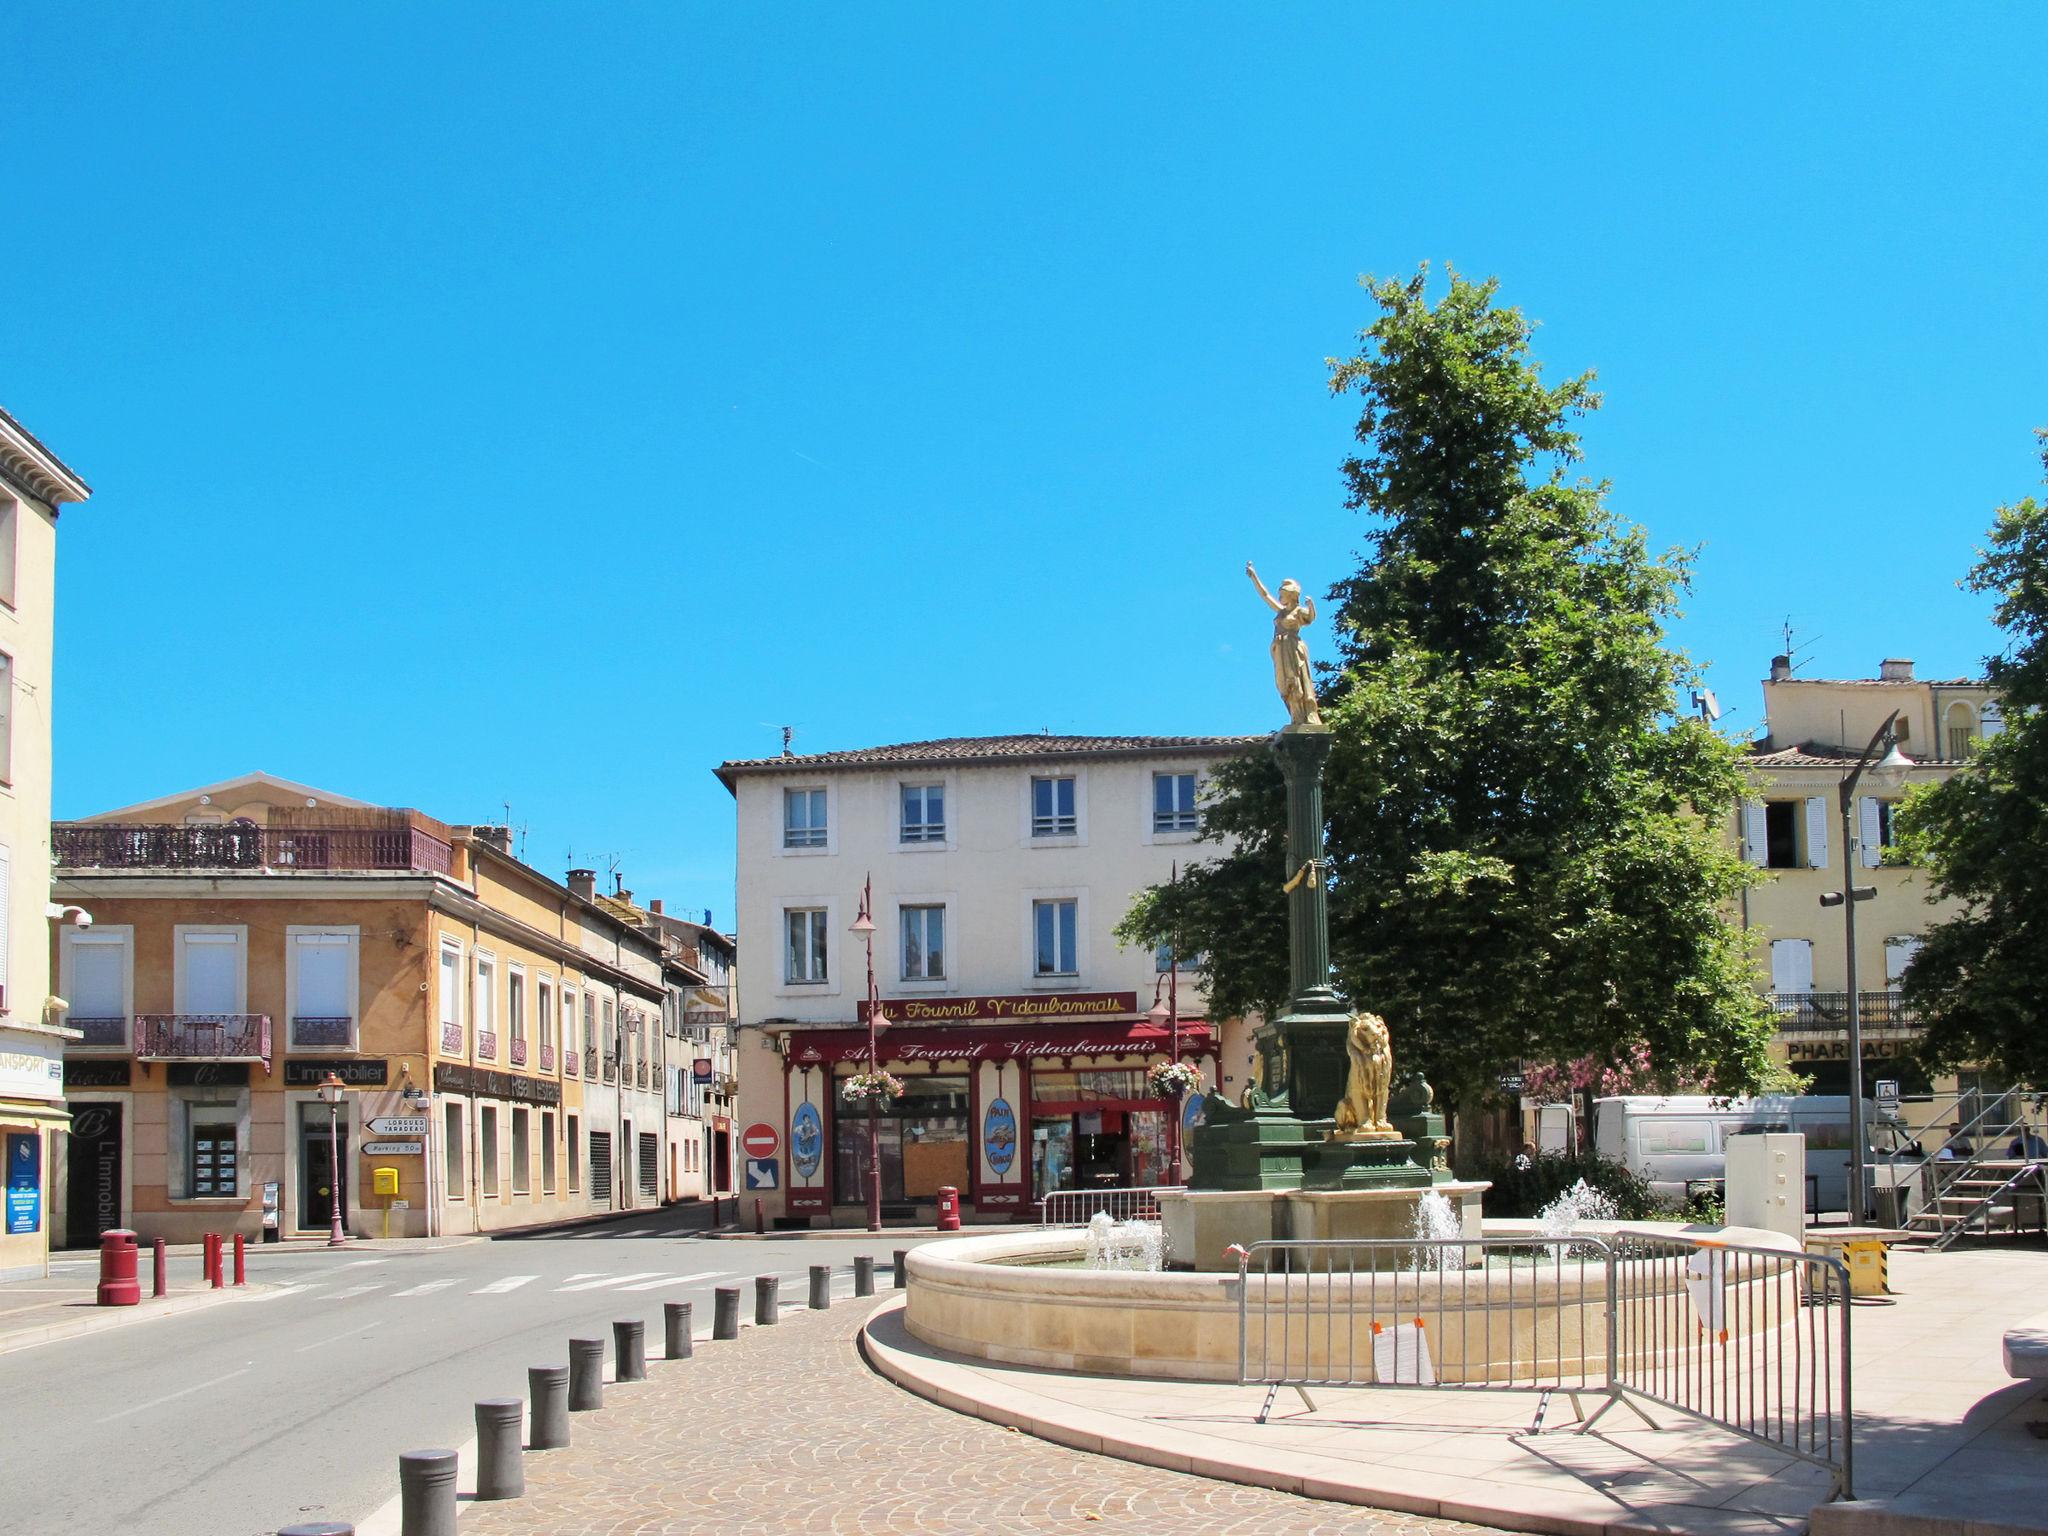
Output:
top-left (840, 1069), bottom-right (906, 1107)
top-left (1147, 1060), bottom-right (1203, 1099)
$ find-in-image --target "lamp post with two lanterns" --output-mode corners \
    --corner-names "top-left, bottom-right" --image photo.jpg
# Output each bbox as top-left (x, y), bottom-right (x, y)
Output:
top-left (317, 1071), bottom-right (348, 1248)
top-left (848, 876), bottom-right (886, 1234)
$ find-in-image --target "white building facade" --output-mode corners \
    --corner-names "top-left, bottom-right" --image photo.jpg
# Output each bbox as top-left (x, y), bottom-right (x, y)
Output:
top-left (721, 734), bottom-right (1258, 1227)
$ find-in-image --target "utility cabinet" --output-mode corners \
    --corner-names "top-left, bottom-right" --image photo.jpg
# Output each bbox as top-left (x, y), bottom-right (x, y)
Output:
top-left (1725, 1132), bottom-right (1807, 1247)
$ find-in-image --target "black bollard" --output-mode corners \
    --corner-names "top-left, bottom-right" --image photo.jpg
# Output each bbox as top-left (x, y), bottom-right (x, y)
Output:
top-left (528, 1365), bottom-right (569, 1450)
top-left (397, 1448), bottom-right (458, 1536)
top-left (613, 1318), bottom-right (646, 1381)
top-left (754, 1273), bottom-right (780, 1325)
top-left (893, 1248), bottom-right (908, 1289)
top-left (568, 1337), bottom-right (605, 1411)
top-left (854, 1254), bottom-right (875, 1297)
top-left (474, 1399), bottom-right (524, 1500)
top-left (664, 1300), bottom-right (693, 1359)
top-left (808, 1264), bottom-right (832, 1309)
top-left (713, 1285), bottom-right (740, 1339)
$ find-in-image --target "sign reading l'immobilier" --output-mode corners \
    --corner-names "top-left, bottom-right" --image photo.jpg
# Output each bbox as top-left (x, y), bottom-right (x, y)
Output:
top-left (857, 991), bottom-right (1137, 1025)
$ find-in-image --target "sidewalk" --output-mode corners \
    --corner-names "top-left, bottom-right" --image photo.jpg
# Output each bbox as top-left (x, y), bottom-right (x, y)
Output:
top-left (454, 1298), bottom-right (1486, 1536)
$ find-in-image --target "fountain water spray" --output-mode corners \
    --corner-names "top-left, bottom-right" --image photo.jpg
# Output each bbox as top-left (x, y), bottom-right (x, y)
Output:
top-left (1410, 1189), bottom-right (1461, 1272)
top-left (1083, 1210), bottom-right (1163, 1272)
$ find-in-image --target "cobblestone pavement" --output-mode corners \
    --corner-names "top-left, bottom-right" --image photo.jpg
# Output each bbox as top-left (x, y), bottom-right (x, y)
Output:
top-left (459, 1301), bottom-right (1493, 1536)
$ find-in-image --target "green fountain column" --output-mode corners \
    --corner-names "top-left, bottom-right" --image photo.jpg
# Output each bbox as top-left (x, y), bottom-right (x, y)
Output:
top-left (1264, 725), bottom-right (1352, 1119)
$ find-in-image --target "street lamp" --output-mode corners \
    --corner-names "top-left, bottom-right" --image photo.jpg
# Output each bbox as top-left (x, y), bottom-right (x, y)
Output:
top-left (849, 877), bottom-right (885, 1234)
top-left (1820, 709), bottom-right (1914, 1224)
top-left (317, 1071), bottom-right (348, 1248)
top-left (1147, 864), bottom-right (1184, 1182)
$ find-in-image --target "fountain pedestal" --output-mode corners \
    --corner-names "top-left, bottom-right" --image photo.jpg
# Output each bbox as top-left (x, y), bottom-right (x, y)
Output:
top-left (1158, 1182), bottom-right (1491, 1272)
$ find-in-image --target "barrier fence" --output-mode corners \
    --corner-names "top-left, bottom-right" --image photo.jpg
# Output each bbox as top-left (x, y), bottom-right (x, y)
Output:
top-left (1234, 1233), bottom-right (1852, 1501)
top-left (1039, 1184), bottom-right (1184, 1227)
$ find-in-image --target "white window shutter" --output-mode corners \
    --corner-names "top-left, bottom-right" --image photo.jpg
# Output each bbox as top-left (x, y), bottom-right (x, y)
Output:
top-left (1804, 796), bottom-right (1829, 869)
top-left (1771, 938), bottom-right (1814, 995)
top-left (1859, 797), bottom-right (1883, 868)
top-left (1741, 801), bottom-right (1768, 866)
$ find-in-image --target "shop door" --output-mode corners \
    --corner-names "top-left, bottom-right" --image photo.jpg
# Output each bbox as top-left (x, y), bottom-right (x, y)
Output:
top-left (300, 1121), bottom-right (349, 1231)
top-left (64, 1104), bottom-right (123, 1246)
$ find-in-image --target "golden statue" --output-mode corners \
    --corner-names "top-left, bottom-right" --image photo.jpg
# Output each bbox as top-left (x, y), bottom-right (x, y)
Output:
top-left (1332, 1011), bottom-right (1399, 1140)
top-left (1247, 561), bottom-right (1322, 728)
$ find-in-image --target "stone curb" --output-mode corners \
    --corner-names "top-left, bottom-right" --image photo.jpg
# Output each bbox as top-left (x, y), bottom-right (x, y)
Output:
top-left (858, 1295), bottom-right (1797, 1536)
top-left (0, 1282), bottom-right (266, 1358)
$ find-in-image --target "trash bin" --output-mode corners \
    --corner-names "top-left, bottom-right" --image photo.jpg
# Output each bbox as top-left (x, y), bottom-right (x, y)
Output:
top-left (1872, 1185), bottom-right (1909, 1231)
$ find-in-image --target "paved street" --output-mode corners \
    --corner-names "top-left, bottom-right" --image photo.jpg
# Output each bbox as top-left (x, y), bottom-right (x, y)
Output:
top-left (1, 1210), bottom-right (919, 1536)
top-left (460, 1298), bottom-right (1484, 1536)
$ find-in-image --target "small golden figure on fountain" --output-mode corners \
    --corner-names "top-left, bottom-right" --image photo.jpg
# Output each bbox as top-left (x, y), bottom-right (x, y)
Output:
top-left (1331, 1011), bottom-right (1400, 1141)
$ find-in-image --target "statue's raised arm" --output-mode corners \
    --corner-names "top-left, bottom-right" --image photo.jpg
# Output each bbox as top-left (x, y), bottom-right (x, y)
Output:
top-left (1246, 560), bottom-right (1281, 612)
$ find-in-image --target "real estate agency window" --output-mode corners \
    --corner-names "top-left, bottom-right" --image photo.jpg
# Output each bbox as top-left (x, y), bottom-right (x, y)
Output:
top-left (438, 941), bottom-right (464, 1049)
top-left (1033, 898), bottom-right (1078, 977)
top-left (784, 786), bottom-right (827, 848)
top-left (188, 1107), bottom-right (240, 1198)
top-left (480, 1104), bottom-right (500, 1196)
top-left (567, 1114), bottom-right (582, 1192)
top-left (541, 1110), bottom-right (557, 1194)
top-left (901, 905), bottom-right (945, 980)
top-left (289, 929), bottom-right (356, 1050)
top-left (900, 783), bottom-right (945, 843)
top-left (786, 907), bottom-right (828, 983)
top-left (1031, 775), bottom-right (1076, 837)
top-left (511, 1107), bottom-right (530, 1195)
top-left (1153, 772), bottom-right (1197, 833)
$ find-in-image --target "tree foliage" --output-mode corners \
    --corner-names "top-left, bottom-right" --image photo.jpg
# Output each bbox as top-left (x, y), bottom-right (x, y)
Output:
top-left (1895, 433), bottom-right (2048, 1080)
top-left (1121, 267), bottom-right (1773, 1105)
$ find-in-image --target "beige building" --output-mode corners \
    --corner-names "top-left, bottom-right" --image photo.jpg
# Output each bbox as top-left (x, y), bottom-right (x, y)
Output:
top-left (1735, 655), bottom-right (2002, 1098)
top-left (50, 774), bottom-right (697, 1245)
top-left (0, 408), bottom-right (88, 1280)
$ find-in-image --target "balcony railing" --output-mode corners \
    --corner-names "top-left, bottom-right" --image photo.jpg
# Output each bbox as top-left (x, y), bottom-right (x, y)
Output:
top-left (291, 1016), bottom-right (355, 1049)
top-left (539, 1043), bottom-right (555, 1073)
top-left (440, 1023), bottom-right (463, 1054)
top-left (477, 1030), bottom-right (498, 1061)
top-left (135, 1014), bottom-right (273, 1071)
top-left (55, 821), bottom-right (454, 876)
top-left (509, 1037), bottom-right (528, 1067)
top-left (1771, 990), bottom-right (1923, 1032)
top-left (636, 1061), bottom-right (649, 1089)
top-left (584, 1045), bottom-right (598, 1078)
top-left (70, 1016), bottom-right (127, 1049)
top-left (563, 1046), bottom-right (579, 1078)
top-left (602, 1056), bottom-right (617, 1084)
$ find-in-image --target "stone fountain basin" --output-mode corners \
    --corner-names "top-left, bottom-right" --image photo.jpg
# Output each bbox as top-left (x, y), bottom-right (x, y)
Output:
top-left (903, 1222), bottom-right (1799, 1384)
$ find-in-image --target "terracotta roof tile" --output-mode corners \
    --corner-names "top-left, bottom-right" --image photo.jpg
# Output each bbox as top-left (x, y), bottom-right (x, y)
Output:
top-left (716, 733), bottom-right (1263, 788)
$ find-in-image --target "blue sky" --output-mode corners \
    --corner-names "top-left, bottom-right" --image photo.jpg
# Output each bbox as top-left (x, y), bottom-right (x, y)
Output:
top-left (6, 7), bottom-right (2042, 921)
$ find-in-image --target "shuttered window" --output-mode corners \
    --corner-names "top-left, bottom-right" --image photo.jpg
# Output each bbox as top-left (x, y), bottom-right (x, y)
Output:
top-left (589, 1131), bottom-right (613, 1207)
top-left (1770, 938), bottom-right (1814, 996)
top-left (638, 1132), bottom-right (659, 1199)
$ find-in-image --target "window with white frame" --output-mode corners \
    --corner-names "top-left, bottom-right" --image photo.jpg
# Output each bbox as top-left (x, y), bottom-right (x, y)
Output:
top-left (438, 940), bottom-right (463, 1048)
top-left (443, 1100), bottom-right (464, 1198)
top-left (901, 905), bottom-right (945, 980)
top-left (538, 979), bottom-right (554, 1054)
top-left (64, 928), bottom-right (130, 1047)
top-left (900, 783), bottom-right (945, 843)
top-left (1031, 775), bottom-right (1076, 837)
top-left (289, 929), bottom-right (357, 1049)
top-left (784, 787), bottom-right (827, 848)
top-left (1153, 772), bottom-right (1198, 833)
top-left (562, 987), bottom-right (578, 1054)
top-left (786, 908), bottom-right (828, 983)
top-left (475, 953), bottom-right (498, 1057)
top-left (178, 928), bottom-right (244, 1014)
top-left (1033, 898), bottom-right (1078, 977)
top-left (583, 992), bottom-right (596, 1059)
top-left (508, 966), bottom-right (527, 1057)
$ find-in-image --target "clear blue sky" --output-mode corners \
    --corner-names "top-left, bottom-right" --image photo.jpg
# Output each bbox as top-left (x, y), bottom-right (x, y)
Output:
top-left (7, 7), bottom-right (2042, 922)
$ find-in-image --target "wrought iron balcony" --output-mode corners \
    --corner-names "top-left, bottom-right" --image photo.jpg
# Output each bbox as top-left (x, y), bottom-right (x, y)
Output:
top-left (602, 1055), bottom-right (617, 1084)
top-left (440, 1022), bottom-right (463, 1054)
top-left (55, 821), bottom-right (454, 876)
top-left (563, 1046), bottom-right (579, 1078)
top-left (70, 1016), bottom-right (127, 1049)
top-left (509, 1037), bottom-right (528, 1067)
top-left (1771, 991), bottom-right (1923, 1032)
top-left (637, 1061), bottom-right (650, 1089)
top-left (584, 1044), bottom-right (598, 1078)
top-left (291, 1016), bottom-right (355, 1049)
top-left (477, 1030), bottom-right (498, 1061)
top-left (135, 1014), bottom-right (273, 1070)
top-left (539, 1043), bottom-right (555, 1073)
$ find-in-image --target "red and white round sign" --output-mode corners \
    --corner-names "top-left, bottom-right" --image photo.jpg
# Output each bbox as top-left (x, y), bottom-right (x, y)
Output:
top-left (741, 1122), bottom-right (779, 1160)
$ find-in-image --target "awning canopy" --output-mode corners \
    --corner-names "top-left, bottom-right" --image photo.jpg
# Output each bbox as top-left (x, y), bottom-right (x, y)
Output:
top-left (782, 1018), bottom-right (1213, 1067)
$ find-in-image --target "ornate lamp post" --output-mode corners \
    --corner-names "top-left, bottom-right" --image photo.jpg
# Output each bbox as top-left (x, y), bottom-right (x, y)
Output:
top-left (317, 1071), bottom-right (348, 1248)
top-left (849, 877), bottom-right (885, 1233)
top-left (1820, 710), bottom-right (1913, 1223)
top-left (1148, 864), bottom-right (1184, 1181)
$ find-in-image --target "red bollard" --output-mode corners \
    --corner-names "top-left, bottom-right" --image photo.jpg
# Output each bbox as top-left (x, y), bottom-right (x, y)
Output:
top-left (151, 1237), bottom-right (167, 1298)
top-left (936, 1185), bottom-right (962, 1232)
top-left (208, 1233), bottom-right (224, 1289)
top-left (96, 1229), bottom-right (140, 1307)
top-left (232, 1232), bottom-right (246, 1286)
top-left (754, 1197), bottom-right (764, 1235)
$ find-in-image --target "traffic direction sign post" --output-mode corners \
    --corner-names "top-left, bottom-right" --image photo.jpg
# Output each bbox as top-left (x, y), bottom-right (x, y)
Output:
top-left (367, 1116), bottom-right (431, 1137)
top-left (741, 1123), bottom-right (779, 1160)
top-left (362, 1141), bottom-right (424, 1156)
top-left (745, 1158), bottom-right (779, 1189)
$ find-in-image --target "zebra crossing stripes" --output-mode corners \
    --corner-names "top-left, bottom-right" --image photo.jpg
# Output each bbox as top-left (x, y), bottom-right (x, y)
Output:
top-left (556, 1271), bottom-right (666, 1292)
top-left (472, 1274), bottom-right (538, 1294)
top-left (391, 1279), bottom-right (456, 1298)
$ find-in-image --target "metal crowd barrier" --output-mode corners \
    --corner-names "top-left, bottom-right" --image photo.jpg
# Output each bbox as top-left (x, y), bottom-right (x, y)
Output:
top-left (1039, 1184), bottom-right (1184, 1227)
top-left (1234, 1233), bottom-right (1853, 1501)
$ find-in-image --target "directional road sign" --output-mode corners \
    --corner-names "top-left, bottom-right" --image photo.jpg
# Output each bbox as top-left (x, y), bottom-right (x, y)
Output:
top-left (367, 1116), bottom-right (431, 1137)
top-left (745, 1157), bottom-right (779, 1189)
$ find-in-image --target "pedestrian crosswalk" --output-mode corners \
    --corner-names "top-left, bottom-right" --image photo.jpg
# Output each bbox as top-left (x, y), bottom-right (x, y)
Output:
top-left (253, 1265), bottom-right (851, 1307)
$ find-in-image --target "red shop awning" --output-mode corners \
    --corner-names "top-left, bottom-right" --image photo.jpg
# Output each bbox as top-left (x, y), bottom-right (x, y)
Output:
top-left (781, 1018), bottom-right (1212, 1067)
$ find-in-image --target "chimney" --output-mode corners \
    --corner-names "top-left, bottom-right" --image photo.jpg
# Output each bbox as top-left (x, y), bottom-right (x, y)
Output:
top-left (567, 868), bottom-right (596, 901)
top-left (649, 898), bottom-right (664, 916)
top-left (472, 825), bottom-right (511, 854)
top-left (1879, 658), bottom-right (1915, 682)
top-left (616, 887), bottom-right (633, 906)
top-left (1769, 655), bottom-right (1793, 682)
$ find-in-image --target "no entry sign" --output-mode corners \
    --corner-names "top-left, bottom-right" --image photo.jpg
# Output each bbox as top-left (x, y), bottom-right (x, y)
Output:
top-left (741, 1122), bottom-right (779, 1160)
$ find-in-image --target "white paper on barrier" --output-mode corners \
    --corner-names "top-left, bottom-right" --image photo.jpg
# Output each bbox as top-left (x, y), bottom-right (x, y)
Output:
top-left (1372, 1323), bottom-right (1435, 1385)
top-left (1685, 1248), bottom-right (1728, 1340)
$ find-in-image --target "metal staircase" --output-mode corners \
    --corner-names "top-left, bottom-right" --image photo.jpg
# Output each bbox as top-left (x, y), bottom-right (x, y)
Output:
top-left (1901, 1090), bottom-right (2047, 1250)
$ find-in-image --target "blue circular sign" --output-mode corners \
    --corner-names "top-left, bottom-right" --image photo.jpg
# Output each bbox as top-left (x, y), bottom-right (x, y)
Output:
top-left (983, 1097), bottom-right (1018, 1178)
top-left (791, 1101), bottom-right (823, 1181)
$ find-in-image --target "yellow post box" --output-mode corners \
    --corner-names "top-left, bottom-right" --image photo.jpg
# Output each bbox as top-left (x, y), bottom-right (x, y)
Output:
top-left (372, 1166), bottom-right (400, 1196)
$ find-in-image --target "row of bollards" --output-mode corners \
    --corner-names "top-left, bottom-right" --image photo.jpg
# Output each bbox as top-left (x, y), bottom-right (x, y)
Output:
top-left (290, 1255), bottom-right (909, 1536)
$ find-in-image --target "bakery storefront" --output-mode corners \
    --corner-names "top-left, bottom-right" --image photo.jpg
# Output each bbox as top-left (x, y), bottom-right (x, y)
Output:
top-left (774, 991), bottom-right (1213, 1220)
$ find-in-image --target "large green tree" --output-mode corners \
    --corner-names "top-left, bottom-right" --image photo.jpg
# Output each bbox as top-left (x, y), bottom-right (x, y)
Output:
top-left (1895, 434), bottom-right (2048, 1081)
top-left (1121, 268), bottom-right (1773, 1109)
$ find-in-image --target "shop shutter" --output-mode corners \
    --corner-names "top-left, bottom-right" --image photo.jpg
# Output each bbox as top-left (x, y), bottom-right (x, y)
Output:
top-left (638, 1133), bottom-right (659, 1198)
top-left (588, 1131), bottom-right (613, 1207)
top-left (1804, 797), bottom-right (1829, 869)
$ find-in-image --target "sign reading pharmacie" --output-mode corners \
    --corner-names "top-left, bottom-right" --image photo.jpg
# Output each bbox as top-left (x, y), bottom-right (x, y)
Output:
top-left (433, 1062), bottom-right (563, 1106)
top-left (786, 1008), bottom-right (1212, 1067)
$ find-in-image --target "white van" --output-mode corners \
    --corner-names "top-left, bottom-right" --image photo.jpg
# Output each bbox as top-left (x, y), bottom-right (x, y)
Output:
top-left (1591, 1094), bottom-right (1919, 1215)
